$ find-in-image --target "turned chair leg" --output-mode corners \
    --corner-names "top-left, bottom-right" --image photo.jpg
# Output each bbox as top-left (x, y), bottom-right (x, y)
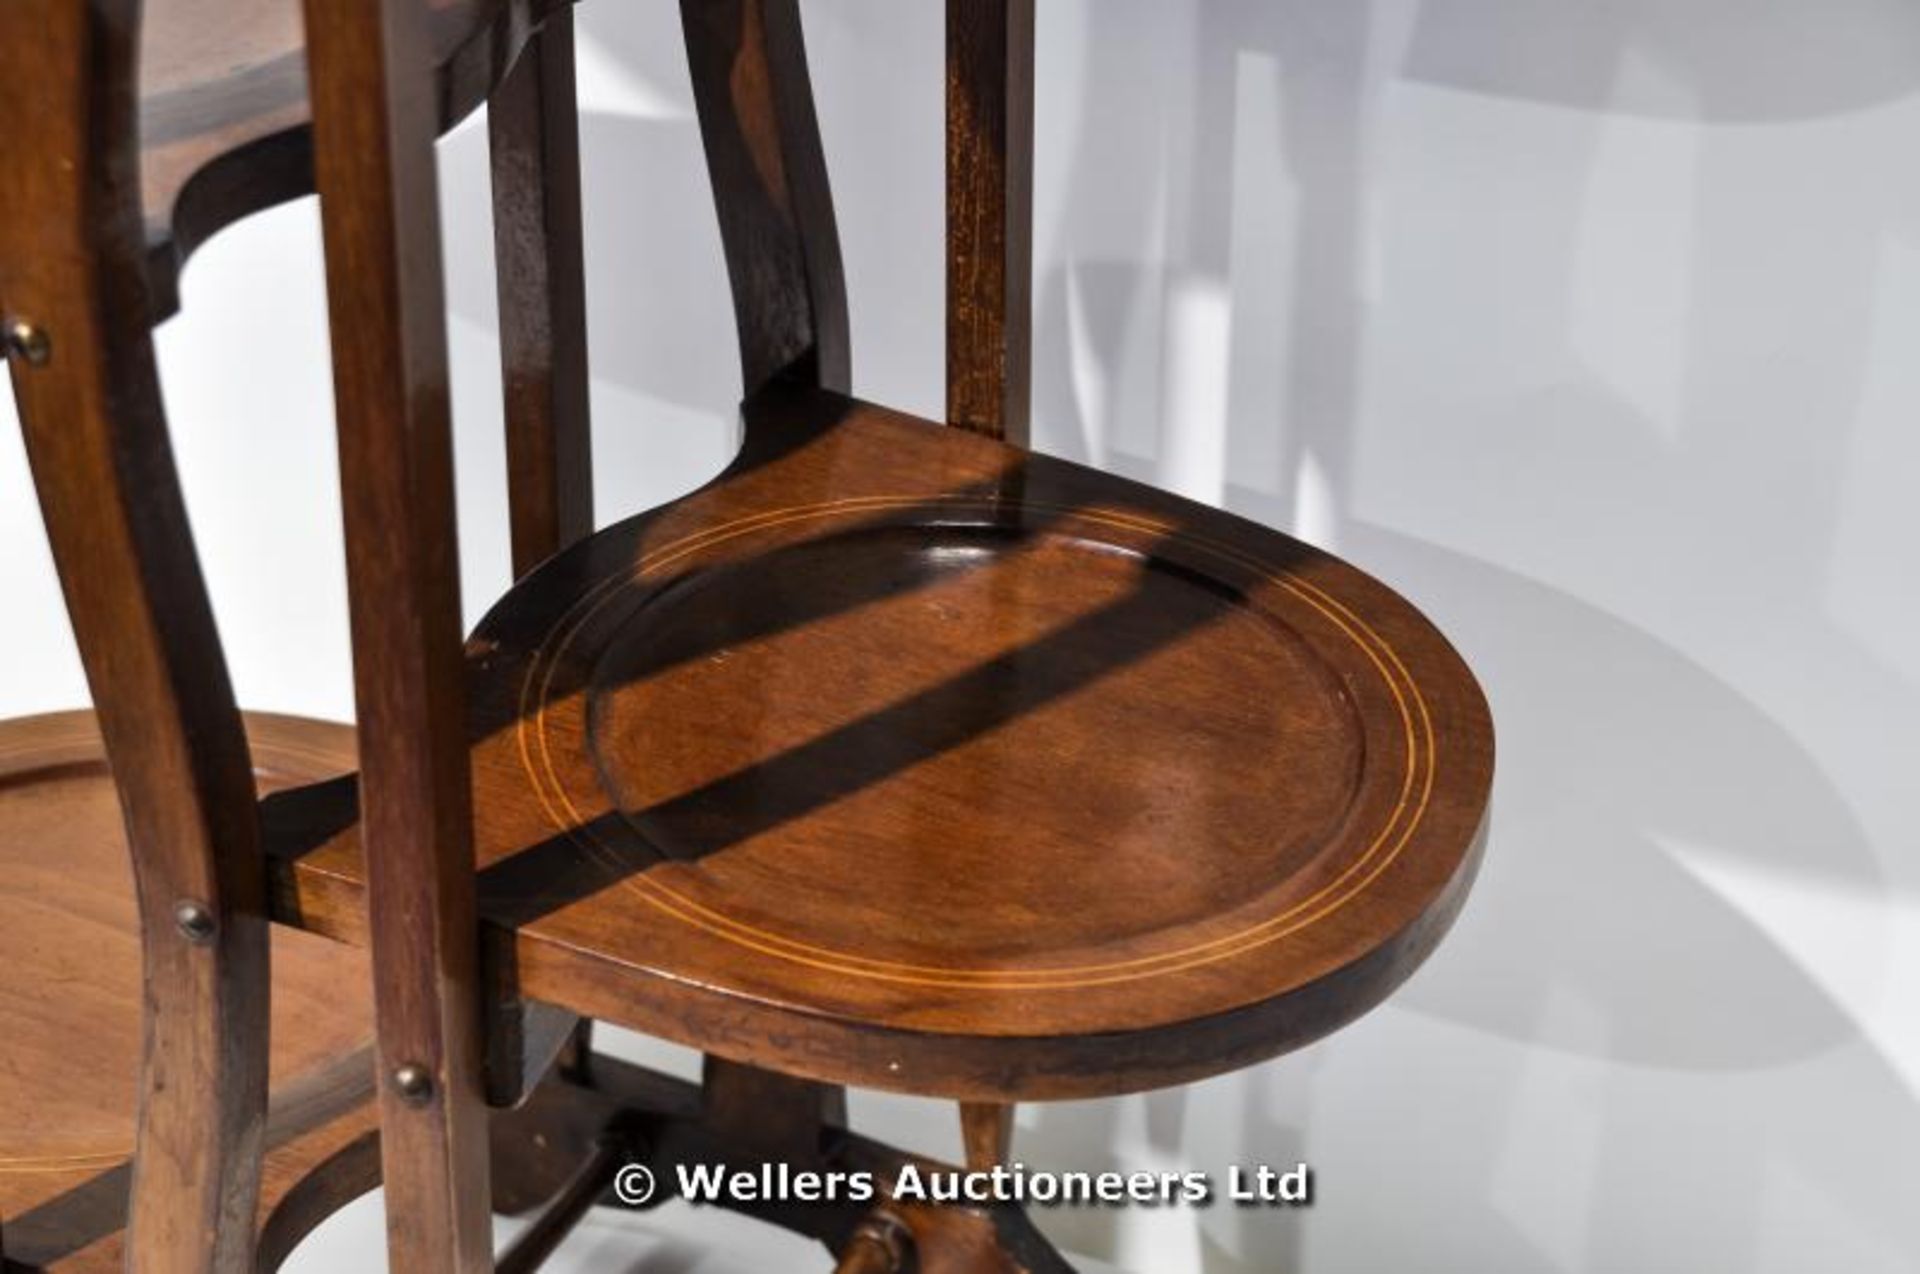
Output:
top-left (959, 1102), bottom-right (1016, 1170)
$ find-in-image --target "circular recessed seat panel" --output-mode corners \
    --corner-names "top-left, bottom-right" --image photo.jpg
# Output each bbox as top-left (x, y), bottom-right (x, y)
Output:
top-left (468, 393), bottom-right (1493, 1098)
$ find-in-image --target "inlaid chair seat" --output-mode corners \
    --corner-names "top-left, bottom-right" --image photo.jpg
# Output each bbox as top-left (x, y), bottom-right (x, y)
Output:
top-left (273, 384), bottom-right (1493, 1101)
top-left (0, 715), bottom-right (376, 1271)
top-left (2, 0), bottom-right (1495, 1265)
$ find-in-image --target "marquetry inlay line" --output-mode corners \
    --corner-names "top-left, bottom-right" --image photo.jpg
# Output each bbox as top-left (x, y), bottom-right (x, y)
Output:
top-left (509, 495), bottom-right (1439, 991)
top-left (0, 1150), bottom-right (129, 1172)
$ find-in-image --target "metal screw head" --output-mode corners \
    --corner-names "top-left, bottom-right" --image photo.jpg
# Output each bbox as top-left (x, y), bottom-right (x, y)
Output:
top-left (3, 320), bottom-right (49, 367)
top-left (173, 900), bottom-right (217, 944)
top-left (392, 1064), bottom-right (436, 1106)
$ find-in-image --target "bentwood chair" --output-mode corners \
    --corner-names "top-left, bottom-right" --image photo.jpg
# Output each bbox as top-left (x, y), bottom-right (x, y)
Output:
top-left (0, 1), bottom-right (1495, 1271)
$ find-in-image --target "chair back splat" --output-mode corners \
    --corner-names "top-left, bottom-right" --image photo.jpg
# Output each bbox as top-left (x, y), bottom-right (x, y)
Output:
top-left (680, 0), bottom-right (1035, 437)
top-left (682, 0), bottom-right (851, 399)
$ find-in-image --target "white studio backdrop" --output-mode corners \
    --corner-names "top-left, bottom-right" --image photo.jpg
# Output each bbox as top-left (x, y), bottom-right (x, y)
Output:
top-left (3, 2), bottom-right (1918, 1271)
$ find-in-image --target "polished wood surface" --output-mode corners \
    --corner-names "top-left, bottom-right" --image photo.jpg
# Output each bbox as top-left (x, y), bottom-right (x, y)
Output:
top-left (0, 713), bottom-right (376, 1271)
top-left (8, 1), bottom-right (604, 1266)
top-left (301, 0), bottom-right (495, 1267)
top-left (960, 1103), bottom-right (1016, 1172)
top-left (483, 8), bottom-right (595, 1108)
top-left (681, 0), bottom-right (850, 397)
top-left (5, 0), bottom-right (1493, 1266)
top-left (268, 382), bottom-right (1494, 1102)
top-left (137, 0), bottom-right (535, 313)
top-left (3, 5), bottom-right (287, 1264)
top-left (947, 0), bottom-right (1034, 444)
top-left (489, 9), bottom-right (594, 579)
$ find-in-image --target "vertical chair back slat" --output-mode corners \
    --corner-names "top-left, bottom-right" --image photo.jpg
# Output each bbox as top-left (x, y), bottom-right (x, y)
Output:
top-left (681, 0), bottom-right (851, 399)
top-left (0, 2), bottom-right (270, 1270)
top-left (947, 0), bottom-right (1034, 444)
top-left (682, 0), bottom-right (1035, 439)
top-left (299, 0), bottom-right (494, 1267)
top-left (491, 9), bottom-right (595, 578)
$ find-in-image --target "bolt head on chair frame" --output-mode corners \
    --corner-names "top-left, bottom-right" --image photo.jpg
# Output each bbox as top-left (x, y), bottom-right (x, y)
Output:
top-left (0, 0), bottom-right (1492, 1271)
top-left (0, 0), bottom-right (571, 1269)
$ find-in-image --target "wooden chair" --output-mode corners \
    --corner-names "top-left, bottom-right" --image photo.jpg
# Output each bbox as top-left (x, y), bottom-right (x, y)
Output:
top-left (1, 1), bottom-right (1494, 1271)
top-left (0, 0), bottom-right (584, 1268)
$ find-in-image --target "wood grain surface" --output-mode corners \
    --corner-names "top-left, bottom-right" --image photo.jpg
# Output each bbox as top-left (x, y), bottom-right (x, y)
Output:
top-left (266, 383), bottom-right (1494, 1103)
top-left (300, 0), bottom-right (498, 1266)
top-left (0, 713), bottom-right (375, 1271)
top-left (137, 0), bottom-right (534, 315)
top-left (947, 0), bottom-right (1034, 443)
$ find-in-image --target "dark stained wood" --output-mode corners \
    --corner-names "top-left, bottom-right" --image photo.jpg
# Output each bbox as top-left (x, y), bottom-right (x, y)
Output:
top-left (7, 2), bottom-right (1494, 1266)
top-left (0, 712), bottom-right (376, 1271)
top-left (490, 1137), bottom-right (621, 1274)
top-left (136, 0), bottom-right (536, 317)
top-left (482, 986), bottom-right (583, 1109)
top-left (880, 1205), bottom-right (1057, 1274)
top-left (702, 1057), bottom-right (846, 1164)
top-left (299, 0), bottom-right (492, 1266)
top-left (519, 1049), bottom-right (1075, 1271)
top-left (0, 6), bottom-right (278, 1268)
top-left (254, 1128), bottom-right (383, 1274)
top-left (490, 10), bottom-right (594, 579)
top-left (266, 382), bottom-right (1494, 1102)
top-left (680, 0), bottom-right (851, 397)
top-left (487, 1048), bottom-right (701, 1219)
top-left (947, 0), bottom-right (1034, 444)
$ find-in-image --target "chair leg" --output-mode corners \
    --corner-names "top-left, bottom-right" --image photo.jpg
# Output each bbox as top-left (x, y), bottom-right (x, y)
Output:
top-left (301, 0), bottom-right (495, 1266)
top-left (960, 1102), bottom-right (1016, 1170)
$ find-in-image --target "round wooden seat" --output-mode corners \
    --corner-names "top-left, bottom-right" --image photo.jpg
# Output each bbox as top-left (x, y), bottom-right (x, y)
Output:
top-left (460, 386), bottom-right (1495, 1101)
top-left (0, 713), bottom-right (376, 1271)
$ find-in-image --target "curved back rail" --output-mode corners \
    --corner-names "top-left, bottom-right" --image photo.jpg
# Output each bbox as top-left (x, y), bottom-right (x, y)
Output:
top-left (679, 0), bottom-right (1034, 442)
top-left (681, 0), bottom-right (851, 399)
